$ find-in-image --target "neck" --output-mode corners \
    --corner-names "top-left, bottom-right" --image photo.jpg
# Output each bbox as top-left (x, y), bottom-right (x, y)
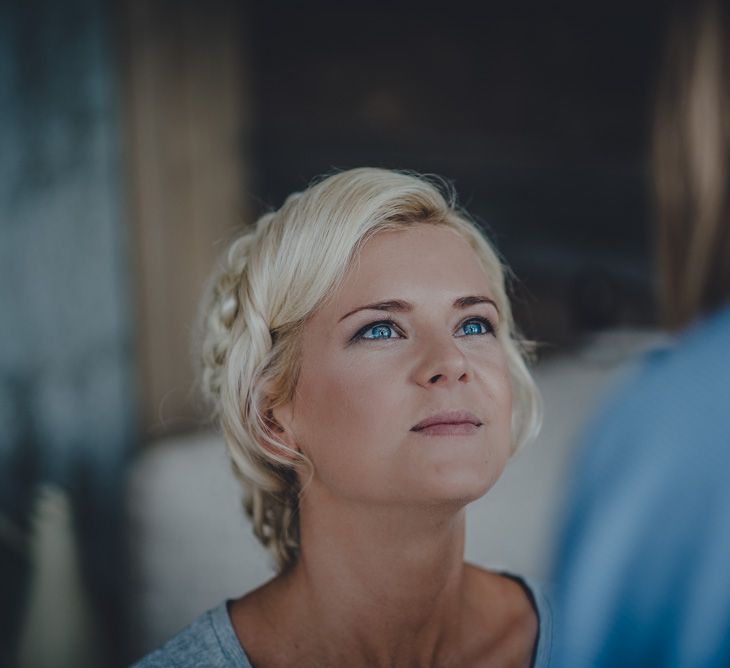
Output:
top-left (280, 493), bottom-right (471, 666)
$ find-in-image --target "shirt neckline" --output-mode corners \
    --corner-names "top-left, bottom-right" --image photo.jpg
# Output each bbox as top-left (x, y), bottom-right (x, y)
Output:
top-left (212, 574), bottom-right (551, 668)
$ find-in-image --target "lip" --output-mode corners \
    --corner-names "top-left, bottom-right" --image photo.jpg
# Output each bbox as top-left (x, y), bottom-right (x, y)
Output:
top-left (411, 409), bottom-right (483, 431)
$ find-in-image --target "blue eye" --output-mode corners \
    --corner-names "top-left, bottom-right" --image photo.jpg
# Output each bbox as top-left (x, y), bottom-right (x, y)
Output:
top-left (358, 320), bottom-right (400, 340)
top-left (457, 317), bottom-right (495, 337)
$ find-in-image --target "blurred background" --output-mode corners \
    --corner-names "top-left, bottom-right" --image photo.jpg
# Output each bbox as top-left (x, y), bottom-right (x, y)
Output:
top-left (0, 0), bottom-right (673, 666)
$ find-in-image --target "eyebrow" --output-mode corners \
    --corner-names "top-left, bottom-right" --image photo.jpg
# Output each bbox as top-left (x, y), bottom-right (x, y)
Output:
top-left (338, 295), bottom-right (499, 323)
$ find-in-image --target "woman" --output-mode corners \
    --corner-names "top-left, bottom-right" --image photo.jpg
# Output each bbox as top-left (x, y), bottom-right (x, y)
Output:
top-left (552, 2), bottom-right (730, 666)
top-left (133, 168), bottom-right (549, 667)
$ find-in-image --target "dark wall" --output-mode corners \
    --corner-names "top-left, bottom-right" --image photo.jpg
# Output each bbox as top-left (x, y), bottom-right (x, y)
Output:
top-left (246, 1), bottom-right (670, 345)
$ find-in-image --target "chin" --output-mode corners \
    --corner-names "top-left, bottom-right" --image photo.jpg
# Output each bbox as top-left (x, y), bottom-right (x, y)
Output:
top-left (405, 463), bottom-right (506, 509)
top-left (418, 443), bottom-right (509, 501)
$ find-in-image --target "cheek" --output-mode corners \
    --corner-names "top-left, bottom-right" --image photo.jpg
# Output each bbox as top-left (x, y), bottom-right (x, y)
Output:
top-left (496, 364), bottom-right (513, 423)
top-left (475, 348), bottom-right (512, 410)
top-left (476, 355), bottom-right (513, 450)
top-left (293, 353), bottom-right (397, 460)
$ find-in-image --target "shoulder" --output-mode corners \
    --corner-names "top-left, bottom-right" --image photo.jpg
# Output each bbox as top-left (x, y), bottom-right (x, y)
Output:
top-left (130, 602), bottom-right (253, 668)
top-left (497, 572), bottom-right (553, 668)
top-left (559, 307), bottom-right (730, 569)
top-left (620, 306), bottom-right (730, 416)
top-left (571, 307), bottom-right (730, 494)
top-left (464, 565), bottom-right (551, 668)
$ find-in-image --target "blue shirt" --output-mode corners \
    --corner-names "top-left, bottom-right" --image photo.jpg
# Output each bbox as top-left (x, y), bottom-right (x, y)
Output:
top-left (131, 574), bottom-right (552, 667)
top-left (552, 304), bottom-right (730, 668)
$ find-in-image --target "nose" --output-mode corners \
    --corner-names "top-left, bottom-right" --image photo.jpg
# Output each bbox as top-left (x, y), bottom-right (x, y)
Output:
top-left (413, 333), bottom-right (471, 387)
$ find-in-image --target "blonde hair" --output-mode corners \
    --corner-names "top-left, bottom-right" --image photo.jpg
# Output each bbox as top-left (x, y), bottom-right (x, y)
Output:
top-left (197, 168), bottom-right (542, 572)
top-left (653, 0), bottom-right (730, 328)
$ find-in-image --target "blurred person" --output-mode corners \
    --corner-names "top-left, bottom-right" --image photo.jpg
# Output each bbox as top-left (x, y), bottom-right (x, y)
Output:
top-left (131, 168), bottom-right (552, 667)
top-left (551, 1), bottom-right (730, 666)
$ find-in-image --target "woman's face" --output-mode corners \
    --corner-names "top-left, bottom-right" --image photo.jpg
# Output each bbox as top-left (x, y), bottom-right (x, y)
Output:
top-left (277, 224), bottom-right (513, 507)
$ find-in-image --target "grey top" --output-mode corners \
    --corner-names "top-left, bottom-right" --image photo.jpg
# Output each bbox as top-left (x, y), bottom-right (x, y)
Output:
top-left (131, 574), bottom-right (552, 667)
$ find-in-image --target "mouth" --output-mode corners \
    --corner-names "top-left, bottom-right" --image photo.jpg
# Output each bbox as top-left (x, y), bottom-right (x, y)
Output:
top-left (411, 409), bottom-right (483, 433)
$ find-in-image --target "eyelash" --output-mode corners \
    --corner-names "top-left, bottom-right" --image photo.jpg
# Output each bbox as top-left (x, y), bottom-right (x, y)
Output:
top-left (352, 316), bottom-right (496, 342)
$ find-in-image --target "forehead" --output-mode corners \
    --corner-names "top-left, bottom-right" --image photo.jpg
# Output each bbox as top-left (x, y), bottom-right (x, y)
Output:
top-left (327, 225), bottom-right (493, 312)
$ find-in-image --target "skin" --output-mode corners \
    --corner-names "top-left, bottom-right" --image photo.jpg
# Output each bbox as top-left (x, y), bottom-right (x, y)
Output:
top-left (229, 224), bottom-right (537, 667)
